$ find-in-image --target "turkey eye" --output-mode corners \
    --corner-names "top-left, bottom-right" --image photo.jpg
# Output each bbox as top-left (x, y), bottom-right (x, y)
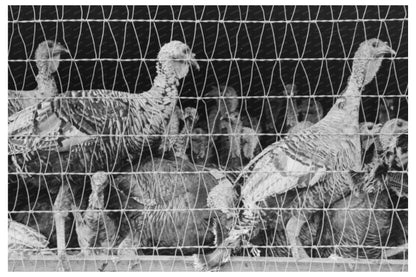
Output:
top-left (182, 48), bottom-right (188, 55)
top-left (397, 121), bottom-right (403, 127)
top-left (372, 41), bottom-right (379, 48)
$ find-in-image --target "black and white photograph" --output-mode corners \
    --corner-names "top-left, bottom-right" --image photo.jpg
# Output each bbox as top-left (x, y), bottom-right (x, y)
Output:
top-left (7, 5), bottom-right (408, 272)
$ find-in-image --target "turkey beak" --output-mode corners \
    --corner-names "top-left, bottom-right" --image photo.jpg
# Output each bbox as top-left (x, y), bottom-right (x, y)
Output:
top-left (220, 115), bottom-right (228, 121)
top-left (379, 44), bottom-right (396, 57)
top-left (189, 53), bottom-right (200, 70)
top-left (52, 43), bottom-right (69, 55)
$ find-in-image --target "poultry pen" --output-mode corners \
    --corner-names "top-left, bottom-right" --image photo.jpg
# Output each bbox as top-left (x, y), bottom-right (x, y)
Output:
top-left (8, 5), bottom-right (408, 272)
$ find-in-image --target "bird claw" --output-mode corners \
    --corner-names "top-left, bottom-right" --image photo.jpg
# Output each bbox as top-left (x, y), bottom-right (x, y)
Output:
top-left (56, 253), bottom-right (70, 271)
top-left (241, 239), bottom-right (261, 257)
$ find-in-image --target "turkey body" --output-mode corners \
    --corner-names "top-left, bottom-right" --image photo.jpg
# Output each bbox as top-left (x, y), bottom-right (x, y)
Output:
top-left (114, 157), bottom-right (228, 255)
top-left (316, 188), bottom-right (407, 259)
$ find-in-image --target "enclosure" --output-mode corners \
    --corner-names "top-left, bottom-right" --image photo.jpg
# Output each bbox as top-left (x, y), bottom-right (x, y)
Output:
top-left (8, 5), bottom-right (408, 272)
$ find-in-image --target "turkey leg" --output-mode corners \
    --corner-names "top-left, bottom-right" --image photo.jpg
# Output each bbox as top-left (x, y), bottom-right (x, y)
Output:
top-left (286, 216), bottom-right (309, 258)
top-left (53, 181), bottom-right (73, 271)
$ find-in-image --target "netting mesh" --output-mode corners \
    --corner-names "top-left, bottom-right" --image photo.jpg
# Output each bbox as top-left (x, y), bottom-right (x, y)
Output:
top-left (8, 5), bottom-right (407, 272)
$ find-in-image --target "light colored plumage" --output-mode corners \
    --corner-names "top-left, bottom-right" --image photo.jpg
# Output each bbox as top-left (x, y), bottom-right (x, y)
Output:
top-left (287, 120), bottom-right (314, 134)
top-left (8, 40), bottom-right (199, 268)
top-left (223, 111), bottom-right (261, 163)
top-left (8, 40), bottom-right (68, 116)
top-left (8, 219), bottom-right (51, 257)
top-left (379, 118), bottom-right (408, 155)
top-left (193, 38), bottom-right (396, 270)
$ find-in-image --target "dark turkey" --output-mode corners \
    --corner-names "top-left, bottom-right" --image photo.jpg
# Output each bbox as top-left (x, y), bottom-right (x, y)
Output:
top-left (110, 157), bottom-right (235, 257)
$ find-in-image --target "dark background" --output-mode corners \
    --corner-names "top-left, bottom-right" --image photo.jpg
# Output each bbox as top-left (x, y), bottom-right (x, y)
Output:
top-left (8, 6), bottom-right (408, 125)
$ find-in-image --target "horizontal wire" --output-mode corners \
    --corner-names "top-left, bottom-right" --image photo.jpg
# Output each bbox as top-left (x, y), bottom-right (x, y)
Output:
top-left (8, 18), bottom-right (408, 24)
top-left (7, 169), bottom-right (408, 175)
top-left (6, 95), bottom-right (409, 100)
top-left (8, 206), bottom-right (409, 213)
top-left (7, 132), bottom-right (409, 138)
top-left (8, 244), bottom-right (407, 252)
top-left (7, 57), bottom-right (406, 62)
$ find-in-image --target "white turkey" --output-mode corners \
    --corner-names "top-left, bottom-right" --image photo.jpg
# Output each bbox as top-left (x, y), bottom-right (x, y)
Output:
top-left (221, 111), bottom-right (261, 169)
top-left (8, 40), bottom-right (68, 116)
top-left (8, 40), bottom-right (199, 270)
top-left (193, 38), bottom-right (396, 270)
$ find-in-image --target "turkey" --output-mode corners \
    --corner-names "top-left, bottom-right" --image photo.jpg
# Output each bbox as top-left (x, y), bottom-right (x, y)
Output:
top-left (8, 40), bottom-right (68, 116)
top-left (189, 127), bottom-right (211, 165)
top-left (193, 38), bottom-right (396, 270)
top-left (247, 118), bottom-right (386, 257)
top-left (221, 111), bottom-right (261, 169)
top-left (206, 85), bottom-right (239, 136)
top-left (314, 117), bottom-right (408, 259)
top-left (204, 85), bottom-right (240, 166)
top-left (8, 40), bottom-right (199, 269)
top-left (265, 117), bottom-right (407, 259)
top-left (110, 157), bottom-right (235, 257)
top-left (359, 122), bottom-right (382, 164)
top-left (8, 218), bottom-right (52, 257)
top-left (72, 172), bottom-right (117, 255)
top-left (378, 118), bottom-right (408, 169)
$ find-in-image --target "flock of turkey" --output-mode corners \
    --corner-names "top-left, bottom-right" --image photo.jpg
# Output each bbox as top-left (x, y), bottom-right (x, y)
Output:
top-left (8, 38), bottom-right (407, 271)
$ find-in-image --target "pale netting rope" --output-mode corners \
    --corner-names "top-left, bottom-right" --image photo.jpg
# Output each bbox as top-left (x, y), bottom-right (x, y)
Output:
top-left (8, 5), bottom-right (407, 271)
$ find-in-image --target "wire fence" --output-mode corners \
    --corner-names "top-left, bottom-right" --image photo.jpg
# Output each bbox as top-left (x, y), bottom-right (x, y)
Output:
top-left (8, 5), bottom-right (408, 272)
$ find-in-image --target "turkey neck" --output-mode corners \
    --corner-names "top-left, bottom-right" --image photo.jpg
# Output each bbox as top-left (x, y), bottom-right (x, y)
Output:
top-left (152, 60), bottom-right (180, 117)
top-left (88, 188), bottom-right (105, 210)
top-left (226, 118), bottom-right (242, 158)
top-left (320, 66), bottom-right (365, 129)
top-left (36, 62), bottom-right (58, 98)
